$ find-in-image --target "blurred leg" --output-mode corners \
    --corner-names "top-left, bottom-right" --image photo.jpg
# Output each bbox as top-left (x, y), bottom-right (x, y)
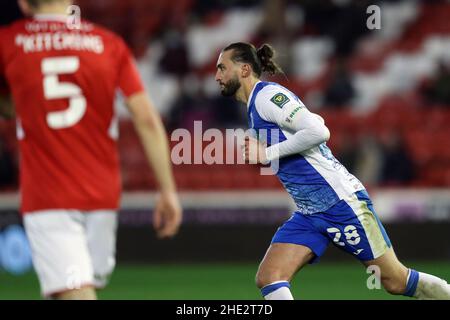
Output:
top-left (85, 210), bottom-right (118, 290)
top-left (54, 286), bottom-right (97, 300)
top-left (24, 210), bottom-right (95, 300)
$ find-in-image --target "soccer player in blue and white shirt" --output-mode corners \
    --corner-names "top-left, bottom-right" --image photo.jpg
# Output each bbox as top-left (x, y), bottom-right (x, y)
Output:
top-left (215, 42), bottom-right (450, 300)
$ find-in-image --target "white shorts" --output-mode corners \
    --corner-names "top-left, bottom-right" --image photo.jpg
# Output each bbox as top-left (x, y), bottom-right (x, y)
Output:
top-left (23, 209), bottom-right (118, 297)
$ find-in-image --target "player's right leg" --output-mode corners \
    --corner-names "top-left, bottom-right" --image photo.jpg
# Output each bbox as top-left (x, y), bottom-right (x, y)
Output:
top-left (256, 213), bottom-right (330, 300)
top-left (256, 243), bottom-right (314, 300)
top-left (23, 210), bottom-right (97, 300)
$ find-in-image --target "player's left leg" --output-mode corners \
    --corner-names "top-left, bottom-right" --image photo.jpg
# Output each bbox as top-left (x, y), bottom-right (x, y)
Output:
top-left (85, 210), bottom-right (118, 291)
top-left (339, 190), bottom-right (450, 299)
top-left (362, 247), bottom-right (408, 295)
top-left (362, 248), bottom-right (450, 299)
top-left (55, 286), bottom-right (97, 300)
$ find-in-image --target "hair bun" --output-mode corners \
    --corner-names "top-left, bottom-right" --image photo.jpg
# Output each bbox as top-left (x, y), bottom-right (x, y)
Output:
top-left (256, 44), bottom-right (274, 62)
top-left (256, 44), bottom-right (282, 76)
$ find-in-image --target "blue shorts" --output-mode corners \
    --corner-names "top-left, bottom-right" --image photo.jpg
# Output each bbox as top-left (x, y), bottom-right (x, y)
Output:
top-left (272, 190), bottom-right (392, 263)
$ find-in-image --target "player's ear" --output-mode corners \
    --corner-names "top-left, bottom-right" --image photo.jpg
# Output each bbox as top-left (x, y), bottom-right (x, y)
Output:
top-left (18, 0), bottom-right (34, 16)
top-left (241, 64), bottom-right (252, 78)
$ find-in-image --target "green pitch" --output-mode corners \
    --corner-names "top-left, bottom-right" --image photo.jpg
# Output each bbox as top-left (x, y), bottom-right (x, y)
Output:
top-left (1, 261), bottom-right (449, 300)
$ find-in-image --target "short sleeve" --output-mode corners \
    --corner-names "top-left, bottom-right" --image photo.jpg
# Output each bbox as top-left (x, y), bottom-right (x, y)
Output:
top-left (116, 38), bottom-right (145, 97)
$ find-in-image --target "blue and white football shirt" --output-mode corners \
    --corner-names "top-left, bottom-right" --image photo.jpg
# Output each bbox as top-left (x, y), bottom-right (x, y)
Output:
top-left (247, 81), bottom-right (365, 215)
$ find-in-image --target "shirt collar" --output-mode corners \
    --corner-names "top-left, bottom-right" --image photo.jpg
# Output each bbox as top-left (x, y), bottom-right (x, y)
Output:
top-left (247, 80), bottom-right (262, 109)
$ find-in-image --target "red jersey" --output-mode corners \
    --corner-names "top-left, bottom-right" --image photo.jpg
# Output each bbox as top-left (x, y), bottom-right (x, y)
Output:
top-left (0, 15), bottom-right (144, 213)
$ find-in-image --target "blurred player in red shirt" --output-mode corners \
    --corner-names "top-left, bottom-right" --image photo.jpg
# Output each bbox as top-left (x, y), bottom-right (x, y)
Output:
top-left (0, 0), bottom-right (182, 299)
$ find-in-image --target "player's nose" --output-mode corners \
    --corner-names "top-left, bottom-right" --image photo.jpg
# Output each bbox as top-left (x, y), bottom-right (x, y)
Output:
top-left (215, 71), bottom-right (221, 83)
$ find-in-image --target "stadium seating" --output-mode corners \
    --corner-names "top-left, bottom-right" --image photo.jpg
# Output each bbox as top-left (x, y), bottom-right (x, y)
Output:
top-left (113, 104), bottom-right (450, 189)
top-left (1, 1), bottom-right (450, 191)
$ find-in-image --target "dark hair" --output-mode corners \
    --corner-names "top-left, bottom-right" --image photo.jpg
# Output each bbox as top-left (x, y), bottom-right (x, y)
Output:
top-left (222, 42), bottom-right (283, 77)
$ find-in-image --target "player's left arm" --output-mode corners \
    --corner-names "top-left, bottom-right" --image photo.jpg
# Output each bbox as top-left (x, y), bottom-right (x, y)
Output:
top-left (244, 90), bottom-right (329, 164)
top-left (264, 102), bottom-right (330, 162)
top-left (117, 37), bottom-right (182, 238)
top-left (126, 92), bottom-right (182, 239)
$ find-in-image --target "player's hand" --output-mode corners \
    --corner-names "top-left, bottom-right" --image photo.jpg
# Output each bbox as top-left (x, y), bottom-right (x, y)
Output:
top-left (242, 136), bottom-right (269, 165)
top-left (153, 191), bottom-right (182, 239)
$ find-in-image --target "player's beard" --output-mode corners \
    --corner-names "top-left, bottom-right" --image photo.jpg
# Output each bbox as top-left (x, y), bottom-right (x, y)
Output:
top-left (220, 76), bottom-right (241, 97)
